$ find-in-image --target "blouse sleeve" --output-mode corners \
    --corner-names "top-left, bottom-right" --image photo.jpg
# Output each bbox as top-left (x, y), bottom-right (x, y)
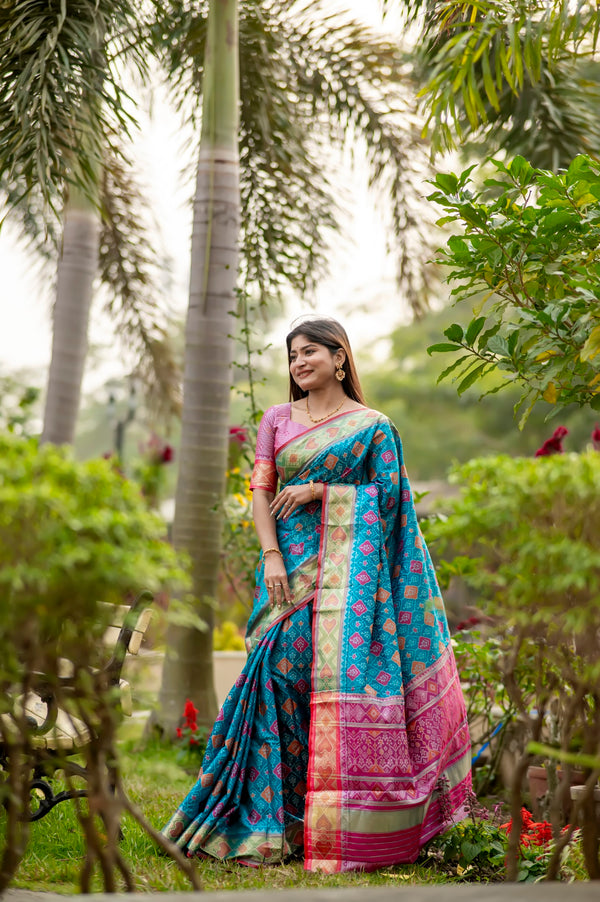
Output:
top-left (250, 406), bottom-right (278, 493)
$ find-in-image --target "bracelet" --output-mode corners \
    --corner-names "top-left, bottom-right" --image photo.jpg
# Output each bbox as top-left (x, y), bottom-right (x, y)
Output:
top-left (310, 479), bottom-right (315, 501)
top-left (263, 547), bottom-right (283, 558)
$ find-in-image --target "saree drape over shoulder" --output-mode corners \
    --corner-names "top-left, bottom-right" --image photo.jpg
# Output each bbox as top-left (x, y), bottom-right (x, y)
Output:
top-left (162, 408), bottom-right (471, 872)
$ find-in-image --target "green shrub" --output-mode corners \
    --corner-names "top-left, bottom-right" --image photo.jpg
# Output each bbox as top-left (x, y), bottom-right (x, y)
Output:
top-left (428, 451), bottom-right (600, 879)
top-left (0, 433), bottom-right (192, 891)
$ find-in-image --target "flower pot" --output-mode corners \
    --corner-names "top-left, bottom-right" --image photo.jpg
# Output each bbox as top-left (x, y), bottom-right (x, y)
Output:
top-left (527, 765), bottom-right (586, 820)
top-left (569, 784), bottom-right (600, 820)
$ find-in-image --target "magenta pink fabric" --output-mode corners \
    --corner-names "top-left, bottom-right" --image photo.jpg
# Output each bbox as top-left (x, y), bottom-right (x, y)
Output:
top-left (250, 403), bottom-right (308, 492)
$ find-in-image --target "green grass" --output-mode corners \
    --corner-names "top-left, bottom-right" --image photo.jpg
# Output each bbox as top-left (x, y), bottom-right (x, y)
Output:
top-left (3, 722), bottom-right (589, 892)
top-left (2, 727), bottom-right (446, 893)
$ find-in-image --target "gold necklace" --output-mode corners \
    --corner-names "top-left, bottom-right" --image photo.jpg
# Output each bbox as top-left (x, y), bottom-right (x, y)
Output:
top-left (305, 395), bottom-right (345, 424)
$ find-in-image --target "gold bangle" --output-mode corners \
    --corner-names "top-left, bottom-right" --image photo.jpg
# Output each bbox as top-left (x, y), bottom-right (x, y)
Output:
top-left (310, 480), bottom-right (315, 501)
top-left (263, 547), bottom-right (283, 558)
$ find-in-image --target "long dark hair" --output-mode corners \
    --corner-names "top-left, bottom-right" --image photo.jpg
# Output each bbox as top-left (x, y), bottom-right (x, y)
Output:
top-left (285, 317), bottom-right (366, 404)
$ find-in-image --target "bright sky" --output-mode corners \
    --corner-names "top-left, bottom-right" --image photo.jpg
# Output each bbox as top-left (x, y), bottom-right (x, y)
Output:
top-left (0, 0), bottom-right (414, 390)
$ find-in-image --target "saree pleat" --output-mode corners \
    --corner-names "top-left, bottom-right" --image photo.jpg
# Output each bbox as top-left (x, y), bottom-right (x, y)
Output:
top-left (163, 604), bottom-right (313, 862)
top-left (162, 408), bottom-right (471, 871)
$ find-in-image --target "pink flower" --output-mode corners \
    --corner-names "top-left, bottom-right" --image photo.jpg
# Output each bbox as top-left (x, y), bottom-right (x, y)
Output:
top-left (229, 426), bottom-right (248, 446)
top-left (592, 423), bottom-right (600, 451)
top-left (535, 426), bottom-right (568, 457)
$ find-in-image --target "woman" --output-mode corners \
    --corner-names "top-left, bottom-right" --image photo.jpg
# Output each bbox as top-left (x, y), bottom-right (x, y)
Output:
top-left (162, 318), bottom-right (471, 872)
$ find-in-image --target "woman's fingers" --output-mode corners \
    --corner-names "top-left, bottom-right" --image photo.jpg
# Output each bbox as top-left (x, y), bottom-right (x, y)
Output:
top-left (267, 579), bottom-right (291, 608)
top-left (265, 565), bottom-right (293, 609)
top-left (282, 578), bottom-right (293, 606)
top-left (270, 485), bottom-right (309, 519)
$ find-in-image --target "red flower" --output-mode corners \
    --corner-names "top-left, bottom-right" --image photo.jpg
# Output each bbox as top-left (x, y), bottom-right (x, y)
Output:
top-left (183, 698), bottom-right (199, 727)
top-left (535, 426), bottom-right (568, 457)
top-left (161, 444), bottom-right (174, 463)
top-left (592, 423), bottom-right (600, 451)
top-left (176, 726), bottom-right (183, 739)
top-left (501, 811), bottom-right (554, 850)
top-left (529, 822), bottom-right (553, 845)
top-left (521, 808), bottom-right (534, 827)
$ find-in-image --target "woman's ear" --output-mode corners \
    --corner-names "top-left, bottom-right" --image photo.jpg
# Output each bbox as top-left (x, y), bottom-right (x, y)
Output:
top-left (335, 348), bottom-right (346, 367)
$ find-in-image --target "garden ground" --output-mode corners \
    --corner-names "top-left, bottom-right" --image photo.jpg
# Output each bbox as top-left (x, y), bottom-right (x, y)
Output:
top-left (4, 883), bottom-right (599, 900)
top-left (1, 724), bottom-right (591, 894)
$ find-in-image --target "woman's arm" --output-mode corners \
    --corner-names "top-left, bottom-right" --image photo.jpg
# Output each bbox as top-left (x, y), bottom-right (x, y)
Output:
top-left (252, 489), bottom-right (293, 608)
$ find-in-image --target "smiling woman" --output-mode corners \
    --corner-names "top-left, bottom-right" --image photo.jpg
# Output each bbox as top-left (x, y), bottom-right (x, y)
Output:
top-left (161, 316), bottom-right (472, 872)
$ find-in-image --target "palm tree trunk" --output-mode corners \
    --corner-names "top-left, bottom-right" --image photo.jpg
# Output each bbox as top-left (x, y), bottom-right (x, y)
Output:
top-left (40, 190), bottom-right (99, 445)
top-left (157, 0), bottom-right (240, 733)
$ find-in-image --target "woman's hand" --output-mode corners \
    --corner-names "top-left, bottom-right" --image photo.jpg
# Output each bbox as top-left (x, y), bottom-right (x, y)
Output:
top-left (264, 554), bottom-right (293, 608)
top-left (270, 482), bottom-right (321, 520)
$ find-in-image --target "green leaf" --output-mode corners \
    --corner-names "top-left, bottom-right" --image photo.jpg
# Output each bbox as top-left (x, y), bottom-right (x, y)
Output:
top-left (487, 335), bottom-right (510, 357)
top-left (457, 362), bottom-right (488, 395)
top-left (580, 324), bottom-right (600, 362)
top-left (427, 342), bottom-right (463, 355)
top-left (444, 323), bottom-right (464, 343)
top-left (509, 156), bottom-right (535, 186)
top-left (434, 172), bottom-right (459, 194)
top-left (481, 46), bottom-right (500, 112)
top-left (436, 355), bottom-right (472, 383)
top-left (465, 316), bottom-right (486, 346)
top-left (461, 840), bottom-right (483, 863)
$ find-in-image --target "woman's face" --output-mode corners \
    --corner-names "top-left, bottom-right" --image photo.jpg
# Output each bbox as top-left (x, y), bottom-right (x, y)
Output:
top-left (289, 334), bottom-right (341, 392)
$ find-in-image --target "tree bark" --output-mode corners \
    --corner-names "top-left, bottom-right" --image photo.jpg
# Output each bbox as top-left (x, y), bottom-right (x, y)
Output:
top-left (41, 194), bottom-right (99, 445)
top-left (157, 0), bottom-right (240, 733)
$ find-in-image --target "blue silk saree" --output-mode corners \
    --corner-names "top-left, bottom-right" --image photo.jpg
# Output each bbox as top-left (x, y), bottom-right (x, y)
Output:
top-left (162, 408), bottom-right (471, 872)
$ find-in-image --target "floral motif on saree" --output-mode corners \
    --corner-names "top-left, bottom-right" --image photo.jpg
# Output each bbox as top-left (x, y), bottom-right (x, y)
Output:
top-left (162, 408), bottom-right (471, 871)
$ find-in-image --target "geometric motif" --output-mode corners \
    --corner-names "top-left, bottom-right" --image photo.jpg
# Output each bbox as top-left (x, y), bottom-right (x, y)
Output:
top-left (164, 406), bottom-right (471, 874)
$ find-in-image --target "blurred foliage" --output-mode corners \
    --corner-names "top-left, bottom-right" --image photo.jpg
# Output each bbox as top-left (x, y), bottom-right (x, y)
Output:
top-left (0, 432), bottom-right (194, 890)
top-left (213, 621), bottom-right (246, 652)
top-left (216, 466), bottom-right (260, 628)
top-left (449, 631), bottom-right (517, 796)
top-left (0, 375), bottom-right (40, 437)
top-left (0, 433), bottom-right (189, 648)
top-left (427, 451), bottom-right (600, 878)
top-left (415, 0), bottom-right (600, 168)
top-left (428, 155), bottom-right (600, 425)
top-left (360, 305), bottom-right (595, 479)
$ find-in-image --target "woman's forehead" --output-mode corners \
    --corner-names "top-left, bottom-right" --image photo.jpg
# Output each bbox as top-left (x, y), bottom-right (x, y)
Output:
top-left (290, 334), bottom-right (316, 352)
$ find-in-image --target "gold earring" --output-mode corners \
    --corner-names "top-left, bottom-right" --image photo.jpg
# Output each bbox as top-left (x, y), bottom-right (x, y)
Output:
top-left (335, 362), bottom-right (345, 381)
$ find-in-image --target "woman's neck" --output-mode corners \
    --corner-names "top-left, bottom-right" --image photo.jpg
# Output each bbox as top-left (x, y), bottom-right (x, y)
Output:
top-left (303, 388), bottom-right (347, 421)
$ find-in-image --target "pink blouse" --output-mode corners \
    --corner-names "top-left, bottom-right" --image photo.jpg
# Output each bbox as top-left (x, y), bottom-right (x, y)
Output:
top-left (250, 403), bottom-right (308, 493)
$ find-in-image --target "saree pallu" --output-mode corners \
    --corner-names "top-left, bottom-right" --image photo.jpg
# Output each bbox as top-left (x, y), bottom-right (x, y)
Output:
top-left (162, 408), bottom-right (471, 872)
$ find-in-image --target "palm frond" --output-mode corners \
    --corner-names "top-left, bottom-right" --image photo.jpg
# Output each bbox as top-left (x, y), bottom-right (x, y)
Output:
top-left (1, 137), bottom-right (182, 421)
top-left (418, 0), bottom-right (600, 153)
top-left (154, 0), bottom-right (434, 314)
top-left (98, 140), bottom-right (182, 421)
top-left (0, 0), bottom-right (152, 209)
top-left (473, 57), bottom-right (600, 169)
